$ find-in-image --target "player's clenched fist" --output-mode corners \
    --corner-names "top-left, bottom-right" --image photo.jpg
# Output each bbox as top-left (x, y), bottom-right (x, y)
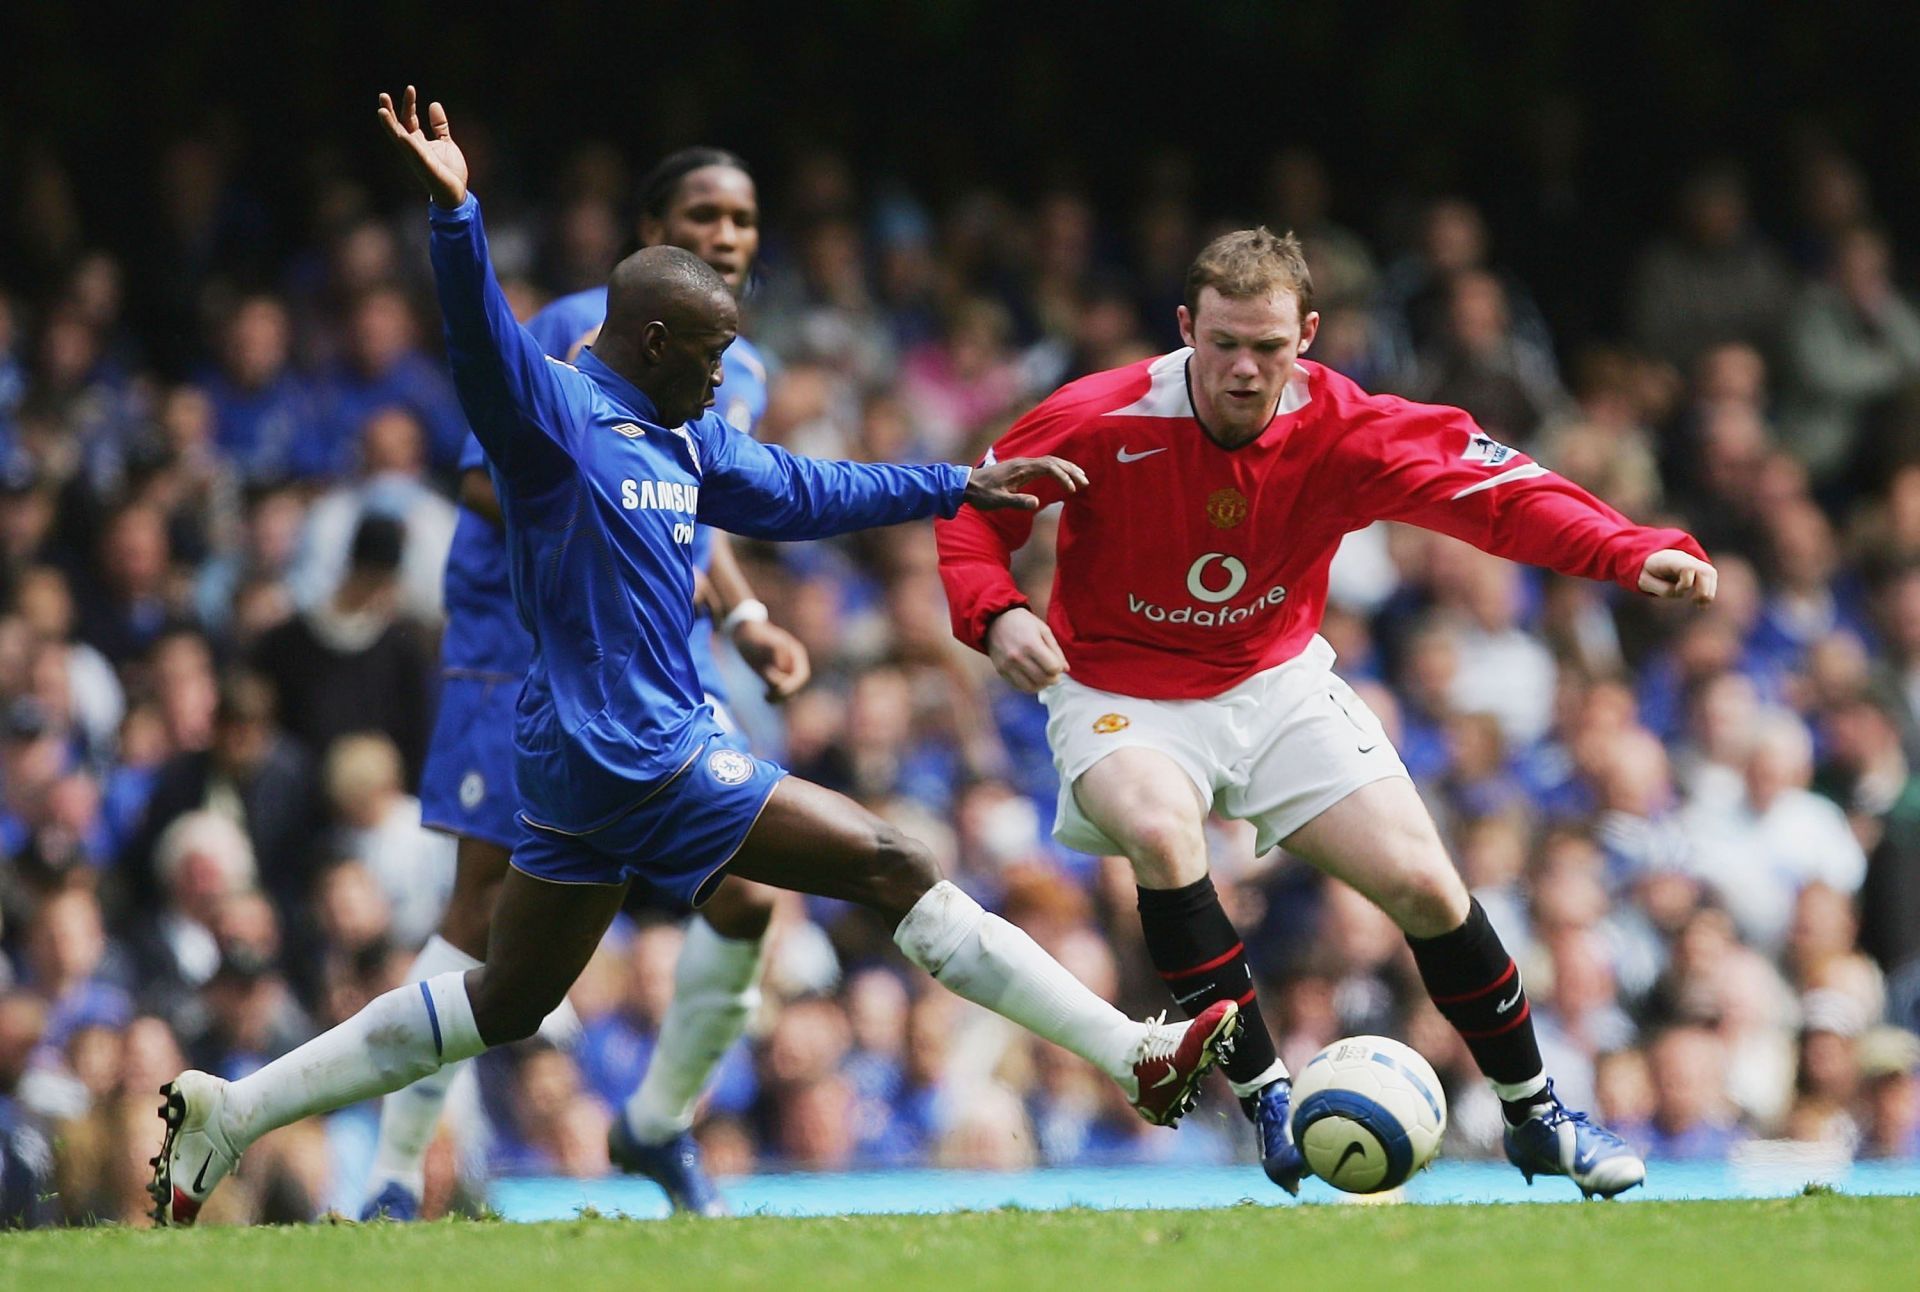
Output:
top-left (987, 606), bottom-right (1069, 693)
top-left (1637, 549), bottom-right (1718, 605)
top-left (963, 456), bottom-right (1089, 511)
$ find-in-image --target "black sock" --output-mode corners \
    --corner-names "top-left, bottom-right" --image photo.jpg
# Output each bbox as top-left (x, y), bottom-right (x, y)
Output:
top-left (1136, 876), bottom-right (1280, 1093)
top-left (1405, 898), bottom-right (1546, 1123)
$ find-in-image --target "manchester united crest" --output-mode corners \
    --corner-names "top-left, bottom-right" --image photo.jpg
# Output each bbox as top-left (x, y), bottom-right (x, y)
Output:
top-left (1092, 713), bottom-right (1131, 734)
top-left (1206, 487), bottom-right (1248, 529)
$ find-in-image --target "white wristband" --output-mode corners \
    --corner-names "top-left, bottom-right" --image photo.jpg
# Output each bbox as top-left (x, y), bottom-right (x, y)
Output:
top-left (721, 598), bottom-right (770, 636)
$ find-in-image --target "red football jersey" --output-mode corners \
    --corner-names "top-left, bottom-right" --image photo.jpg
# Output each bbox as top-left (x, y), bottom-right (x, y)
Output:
top-left (936, 351), bottom-right (1707, 700)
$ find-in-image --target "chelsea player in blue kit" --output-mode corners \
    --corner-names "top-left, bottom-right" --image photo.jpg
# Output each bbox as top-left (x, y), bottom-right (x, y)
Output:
top-left (150, 89), bottom-right (1240, 1226)
top-left (361, 150), bottom-right (800, 1219)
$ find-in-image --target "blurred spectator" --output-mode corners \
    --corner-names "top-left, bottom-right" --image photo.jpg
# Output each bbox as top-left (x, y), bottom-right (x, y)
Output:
top-left (573, 922), bottom-right (683, 1113)
top-left (1628, 163), bottom-right (1795, 372)
top-left (184, 894), bottom-right (314, 1082)
top-left (21, 884), bottom-right (133, 1063)
top-left (1374, 197), bottom-right (1557, 385)
top-left (120, 674), bottom-right (321, 922)
top-left (251, 515), bottom-right (435, 788)
top-left (123, 811), bottom-right (257, 1024)
top-left (1438, 546), bottom-right (1557, 748)
top-left (1857, 1026), bottom-right (1920, 1158)
top-left (1781, 225), bottom-right (1920, 488)
top-left (1535, 348), bottom-right (1665, 518)
top-left (311, 288), bottom-right (465, 477)
top-left (1264, 147), bottom-right (1377, 310)
top-left (194, 481), bottom-right (305, 642)
top-left (202, 295), bottom-right (321, 483)
top-left (322, 733), bottom-right (450, 950)
top-left (14, 567), bottom-right (125, 767)
top-left (1821, 688), bottom-right (1920, 981)
top-left (1749, 501), bottom-right (1870, 673)
top-left (1399, 270), bottom-right (1568, 446)
top-left (1644, 1025), bottom-right (1749, 1159)
top-left (0, 992), bottom-right (58, 1227)
top-left (1680, 711), bottom-right (1866, 954)
top-left (74, 504), bottom-right (179, 668)
top-left (289, 407), bottom-right (457, 623)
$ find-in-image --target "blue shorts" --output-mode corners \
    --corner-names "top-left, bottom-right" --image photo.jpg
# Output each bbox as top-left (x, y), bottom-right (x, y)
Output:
top-left (511, 732), bottom-right (786, 908)
top-left (419, 672), bottom-right (524, 850)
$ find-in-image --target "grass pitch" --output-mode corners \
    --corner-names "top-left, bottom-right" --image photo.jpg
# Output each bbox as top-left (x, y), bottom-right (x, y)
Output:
top-left (5, 1195), bottom-right (1914, 1292)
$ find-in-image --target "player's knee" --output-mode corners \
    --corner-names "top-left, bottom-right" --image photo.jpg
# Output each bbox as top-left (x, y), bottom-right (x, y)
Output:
top-left (1384, 858), bottom-right (1469, 939)
top-left (1119, 813), bottom-right (1208, 887)
top-left (467, 969), bottom-right (559, 1047)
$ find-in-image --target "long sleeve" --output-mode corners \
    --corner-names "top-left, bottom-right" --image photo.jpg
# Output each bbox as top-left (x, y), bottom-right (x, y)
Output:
top-left (934, 396), bottom-right (1084, 651)
top-left (427, 195), bottom-right (584, 492)
top-left (695, 418), bottom-right (969, 540)
top-left (1337, 396), bottom-right (1706, 591)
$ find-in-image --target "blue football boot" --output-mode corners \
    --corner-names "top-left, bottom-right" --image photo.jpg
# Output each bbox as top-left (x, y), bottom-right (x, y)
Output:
top-left (608, 1118), bottom-right (729, 1217)
top-left (1248, 1079), bottom-right (1306, 1196)
top-left (358, 1179), bottom-right (422, 1221)
top-left (1503, 1080), bottom-right (1647, 1199)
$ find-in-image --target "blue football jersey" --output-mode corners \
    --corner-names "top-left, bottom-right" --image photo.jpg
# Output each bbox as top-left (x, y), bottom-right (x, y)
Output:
top-left (428, 195), bottom-right (967, 832)
top-left (471, 288), bottom-right (772, 700)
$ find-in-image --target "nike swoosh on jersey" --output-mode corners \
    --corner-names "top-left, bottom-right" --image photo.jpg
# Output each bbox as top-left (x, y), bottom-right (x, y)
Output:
top-left (1116, 446), bottom-right (1168, 463)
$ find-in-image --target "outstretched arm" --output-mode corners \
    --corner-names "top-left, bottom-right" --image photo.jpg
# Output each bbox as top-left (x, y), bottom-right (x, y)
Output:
top-left (1343, 399), bottom-right (1714, 604)
top-left (378, 86), bottom-right (580, 491)
top-left (695, 415), bottom-right (1085, 542)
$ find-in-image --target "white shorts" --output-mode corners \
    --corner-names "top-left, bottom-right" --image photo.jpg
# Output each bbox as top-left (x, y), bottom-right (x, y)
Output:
top-left (1041, 636), bottom-right (1410, 857)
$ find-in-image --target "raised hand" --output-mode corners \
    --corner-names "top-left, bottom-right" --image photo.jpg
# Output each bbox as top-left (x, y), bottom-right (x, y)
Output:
top-left (376, 86), bottom-right (469, 208)
top-left (1638, 549), bottom-right (1718, 605)
top-left (963, 456), bottom-right (1090, 512)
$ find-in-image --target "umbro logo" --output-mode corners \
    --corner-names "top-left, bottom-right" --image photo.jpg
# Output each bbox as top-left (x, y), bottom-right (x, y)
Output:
top-left (1116, 446), bottom-right (1167, 463)
top-left (612, 422), bottom-right (645, 438)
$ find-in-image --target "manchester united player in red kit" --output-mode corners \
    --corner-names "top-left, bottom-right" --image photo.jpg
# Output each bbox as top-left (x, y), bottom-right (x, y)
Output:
top-left (936, 228), bottom-right (1716, 1198)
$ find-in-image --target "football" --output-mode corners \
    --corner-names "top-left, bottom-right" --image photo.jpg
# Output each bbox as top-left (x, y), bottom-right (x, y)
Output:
top-left (1290, 1035), bottom-right (1448, 1194)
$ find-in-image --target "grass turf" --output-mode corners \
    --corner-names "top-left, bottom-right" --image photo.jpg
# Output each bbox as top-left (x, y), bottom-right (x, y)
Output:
top-left (4, 1195), bottom-right (1914, 1292)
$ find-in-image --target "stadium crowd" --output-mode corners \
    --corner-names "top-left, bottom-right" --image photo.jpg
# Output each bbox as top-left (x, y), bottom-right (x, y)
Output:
top-left (2, 126), bottom-right (1920, 1226)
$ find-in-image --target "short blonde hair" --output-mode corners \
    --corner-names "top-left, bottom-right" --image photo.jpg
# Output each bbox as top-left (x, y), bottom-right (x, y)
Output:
top-left (324, 732), bottom-right (405, 813)
top-left (1184, 226), bottom-right (1313, 319)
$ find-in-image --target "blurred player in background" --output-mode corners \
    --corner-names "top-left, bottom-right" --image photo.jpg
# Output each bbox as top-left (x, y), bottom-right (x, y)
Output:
top-left (149, 88), bottom-right (1239, 1228)
top-left (361, 148), bottom-right (807, 1218)
top-left (937, 227), bottom-right (1719, 1199)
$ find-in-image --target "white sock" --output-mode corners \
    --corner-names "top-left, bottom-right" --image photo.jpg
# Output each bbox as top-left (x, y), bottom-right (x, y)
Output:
top-left (893, 881), bottom-right (1139, 1080)
top-left (1491, 1073), bottom-right (1550, 1104)
top-left (221, 970), bottom-right (484, 1149)
top-left (624, 915), bottom-right (765, 1143)
top-left (1227, 1059), bottom-right (1292, 1100)
top-left (366, 936), bottom-right (483, 1195)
